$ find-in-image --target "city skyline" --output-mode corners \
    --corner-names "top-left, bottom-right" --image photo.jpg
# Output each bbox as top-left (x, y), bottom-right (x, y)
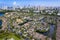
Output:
top-left (0, 0), bottom-right (60, 7)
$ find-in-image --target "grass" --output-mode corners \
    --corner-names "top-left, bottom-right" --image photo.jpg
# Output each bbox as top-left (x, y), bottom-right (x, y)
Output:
top-left (8, 33), bottom-right (23, 40)
top-left (0, 32), bottom-right (23, 40)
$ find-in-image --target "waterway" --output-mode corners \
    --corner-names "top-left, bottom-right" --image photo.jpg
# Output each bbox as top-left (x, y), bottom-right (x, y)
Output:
top-left (0, 12), bottom-right (5, 27)
top-left (38, 24), bottom-right (55, 38)
top-left (0, 12), bottom-right (5, 16)
top-left (0, 20), bottom-right (2, 26)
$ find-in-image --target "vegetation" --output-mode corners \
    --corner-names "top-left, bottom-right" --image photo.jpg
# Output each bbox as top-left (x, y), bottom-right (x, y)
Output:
top-left (0, 7), bottom-right (58, 40)
top-left (0, 10), bottom-right (15, 12)
top-left (0, 32), bottom-right (23, 40)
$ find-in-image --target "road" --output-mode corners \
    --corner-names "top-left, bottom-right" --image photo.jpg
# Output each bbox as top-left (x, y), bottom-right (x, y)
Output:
top-left (56, 17), bottom-right (60, 40)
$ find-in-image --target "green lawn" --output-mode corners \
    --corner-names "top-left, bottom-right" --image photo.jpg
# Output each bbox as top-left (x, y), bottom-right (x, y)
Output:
top-left (0, 32), bottom-right (23, 40)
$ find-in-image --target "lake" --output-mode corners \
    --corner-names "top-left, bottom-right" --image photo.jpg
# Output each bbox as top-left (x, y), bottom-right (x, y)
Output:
top-left (37, 24), bottom-right (55, 38)
top-left (0, 20), bottom-right (2, 26)
top-left (0, 12), bottom-right (5, 28)
top-left (0, 12), bottom-right (5, 16)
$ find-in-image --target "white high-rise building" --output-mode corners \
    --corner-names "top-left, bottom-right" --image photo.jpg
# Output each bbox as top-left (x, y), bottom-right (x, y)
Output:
top-left (2, 6), bottom-right (7, 10)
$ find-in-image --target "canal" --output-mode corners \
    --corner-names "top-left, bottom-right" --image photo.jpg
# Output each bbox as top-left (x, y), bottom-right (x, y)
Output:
top-left (36, 24), bottom-right (55, 38)
top-left (0, 12), bottom-right (5, 29)
top-left (0, 12), bottom-right (5, 16)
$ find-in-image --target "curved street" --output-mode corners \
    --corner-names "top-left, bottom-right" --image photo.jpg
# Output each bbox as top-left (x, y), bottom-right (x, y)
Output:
top-left (56, 17), bottom-right (60, 40)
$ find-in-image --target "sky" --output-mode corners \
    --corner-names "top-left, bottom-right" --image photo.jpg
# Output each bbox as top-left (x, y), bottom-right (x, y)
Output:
top-left (0, 0), bottom-right (60, 7)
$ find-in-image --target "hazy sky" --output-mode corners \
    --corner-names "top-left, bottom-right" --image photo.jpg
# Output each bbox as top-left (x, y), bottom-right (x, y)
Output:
top-left (0, 0), bottom-right (60, 7)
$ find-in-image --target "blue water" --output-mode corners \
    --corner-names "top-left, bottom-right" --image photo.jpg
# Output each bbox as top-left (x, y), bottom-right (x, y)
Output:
top-left (49, 24), bottom-right (55, 37)
top-left (0, 12), bottom-right (4, 16)
top-left (0, 12), bottom-right (4, 26)
top-left (39, 24), bottom-right (55, 38)
top-left (0, 20), bottom-right (2, 26)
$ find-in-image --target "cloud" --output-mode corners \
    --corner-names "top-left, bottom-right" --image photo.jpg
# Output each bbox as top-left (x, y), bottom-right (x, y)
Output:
top-left (13, 1), bottom-right (16, 5)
